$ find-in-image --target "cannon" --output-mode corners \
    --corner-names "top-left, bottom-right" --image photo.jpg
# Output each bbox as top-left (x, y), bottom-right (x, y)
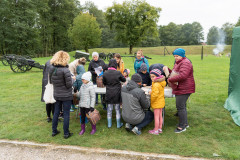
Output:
top-left (99, 52), bottom-right (107, 60)
top-left (9, 56), bottom-right (44, 73)
top-left (73, 51), bottom-right (90, 61)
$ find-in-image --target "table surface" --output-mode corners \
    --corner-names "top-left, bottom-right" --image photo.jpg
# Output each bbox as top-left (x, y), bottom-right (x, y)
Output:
top-left (93, 85), bottom-right (175, 98)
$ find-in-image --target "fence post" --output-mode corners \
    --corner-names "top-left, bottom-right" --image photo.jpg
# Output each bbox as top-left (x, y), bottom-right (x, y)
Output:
top-left (201, 46), bottom-right (203, 60)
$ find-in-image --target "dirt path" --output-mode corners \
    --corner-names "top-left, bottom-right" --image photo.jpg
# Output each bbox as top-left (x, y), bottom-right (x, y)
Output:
top-left (0, 140), bottom-right (207, 160)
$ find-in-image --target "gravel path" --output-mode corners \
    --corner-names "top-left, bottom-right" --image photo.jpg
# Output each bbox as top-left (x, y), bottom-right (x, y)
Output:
top-left (0, 140), bottom-right (207, 160)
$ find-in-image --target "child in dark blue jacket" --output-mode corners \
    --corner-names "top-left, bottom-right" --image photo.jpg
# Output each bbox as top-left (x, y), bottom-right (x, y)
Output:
top-left (138, 63), bottom-right (152, 87)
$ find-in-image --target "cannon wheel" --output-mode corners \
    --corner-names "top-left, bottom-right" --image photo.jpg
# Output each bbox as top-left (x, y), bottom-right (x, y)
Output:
top-left (1, 56), bottom-right (9, 66)
top-left (107, 53), bottom-right (114, 61)
top-left (10, 59), bottom-right (28, 73)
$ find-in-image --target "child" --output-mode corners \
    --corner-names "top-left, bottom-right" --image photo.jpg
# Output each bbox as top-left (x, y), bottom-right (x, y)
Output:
top-left (123, 69), bottom-right (130, 86)
top-left (138, 63), bottom-right (151, 87)
top-left (149, 69), bottom-right (166, 135)
top-left (77, 71), bottom-right (96, 135)
top-left (103, 59), bottom-right (126, 128)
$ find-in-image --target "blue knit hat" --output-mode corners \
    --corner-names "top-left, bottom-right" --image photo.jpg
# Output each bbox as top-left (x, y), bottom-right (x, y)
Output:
top-left (173, 48), bottom-right (185, 57)
top-left (139, 63), bottom-right (148, 72)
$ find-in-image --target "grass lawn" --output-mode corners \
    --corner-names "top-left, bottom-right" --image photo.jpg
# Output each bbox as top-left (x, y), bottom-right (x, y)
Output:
top-left (0, 52), bottom-right (239, 159)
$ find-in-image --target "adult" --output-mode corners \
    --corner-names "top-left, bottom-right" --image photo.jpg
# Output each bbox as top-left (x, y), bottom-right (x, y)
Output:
top-left (88, 52), bottom-right (106, 106)
top-left (41, 60), bottom-right (54, 122)
top-left (134, 49), bottom-right (149, 73)
top-left (168, 48), bottom-right (195, 133)
top-left (69, 58), bottom-right (81, 76)
top-left (121, 73), bottom-right (154, 135)
top-left (49, 51), bottom-right (75, 139)
top-left (114, 53), bottom-right (125, 74)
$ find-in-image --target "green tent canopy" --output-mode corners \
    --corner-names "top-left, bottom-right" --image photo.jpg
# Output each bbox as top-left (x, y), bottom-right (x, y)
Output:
top-left (224, 26), bottom-right (240, 126)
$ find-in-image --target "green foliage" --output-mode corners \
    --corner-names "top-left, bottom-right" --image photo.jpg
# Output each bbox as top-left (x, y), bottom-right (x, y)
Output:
top-left (221, 23), bottom-right (234, 45)
top-left (0, 0), bottom-right (40, 55)
top-left (105, 0), bottom-right (161, 54)
top-left (207, 26), bottom-right (219, 45)
top-left (68, 12), bottom-right (102, 53)
top-left (159, 22), bottom-right (204, 46)
top-left (236, 17), bottom-right (240, 27)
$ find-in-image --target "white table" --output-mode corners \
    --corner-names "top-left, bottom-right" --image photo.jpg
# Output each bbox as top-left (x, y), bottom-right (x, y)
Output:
top-left (93, 85), bottom-right (174, 98)
top-left (141, 86), bottom-right (175, 98)
top-left (93, 85), bottom-right (106, 94)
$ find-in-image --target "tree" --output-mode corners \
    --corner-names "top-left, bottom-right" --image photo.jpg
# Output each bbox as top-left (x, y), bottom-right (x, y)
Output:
top-left (236, 17), bottom-right (240, 27)
top-left (68, 12), bottom-right (102, 53)
top-left (105, 0), bottom-right (161, 54)
top-left (0, 0), bottom-right (40, 55)
top-left (159, 22), bottom-right (180, 46)
top-left (221, 23), bottom-right (234, 45)
top-left (207, 26), bottom-right (219, 45)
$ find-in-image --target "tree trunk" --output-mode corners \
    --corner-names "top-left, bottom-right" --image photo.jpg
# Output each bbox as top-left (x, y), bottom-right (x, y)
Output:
top-left (85, 47), bottom-right (89, 53)
top-left (129, 45), bottom-right (133, 54)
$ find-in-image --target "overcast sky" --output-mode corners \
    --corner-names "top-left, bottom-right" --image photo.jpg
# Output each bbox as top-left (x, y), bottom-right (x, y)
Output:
top-left (79, 0), bottom-right (240, 41)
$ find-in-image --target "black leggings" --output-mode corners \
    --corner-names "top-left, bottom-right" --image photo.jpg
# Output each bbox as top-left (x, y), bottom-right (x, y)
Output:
top-left (80, 107), bottom-right (90, 124)
top-left (46, 103), bottom-right (55, 118)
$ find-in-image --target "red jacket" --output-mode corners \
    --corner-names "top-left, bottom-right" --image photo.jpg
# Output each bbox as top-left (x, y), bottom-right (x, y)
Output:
top-left (168, 57), bottom-right (195, 95)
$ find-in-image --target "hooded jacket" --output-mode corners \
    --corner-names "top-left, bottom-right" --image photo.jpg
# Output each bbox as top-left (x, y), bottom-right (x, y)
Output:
top-left (121, 80), bottom-right (150, 125)
top-left (151, 81), bottom-right (166, 109)
top-left (168, 57), bottom-right (195, 95)
top-left (88, 59), bottom-right (106, 84)
top-left (134, 57), bottom-right (149, 73)
top-left (77, 81), bottom-right (95, 108)
top-left (49, 64), bottom-right (73, 101)
top-left (103, 59), bottom-right (126, 104)
top-left (73, 65), bottom-right (85, 91)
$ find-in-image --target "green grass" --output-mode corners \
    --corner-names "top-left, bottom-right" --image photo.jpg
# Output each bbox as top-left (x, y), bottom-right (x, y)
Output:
top-left (0, 52), bottom-right (239, 160)
top-left (77, 45), bottom-right (232, 56)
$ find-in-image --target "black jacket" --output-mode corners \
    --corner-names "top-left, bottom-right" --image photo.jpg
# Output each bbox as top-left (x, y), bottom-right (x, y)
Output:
top-left (41, 60), bottom-right (53, 102)
top-left (138, 71), bottom-right (152, 86)
top-left (49, 65), bottom-right (73, 101)
top-left (103, 69), bottom-right (126, 104)
top-left (88, 59), bottom-right (106, 84)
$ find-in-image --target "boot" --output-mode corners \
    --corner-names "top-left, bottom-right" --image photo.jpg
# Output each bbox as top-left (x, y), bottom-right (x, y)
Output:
top-left (79, 124), bottom-right (85, 135)
top-left (90, 124), bottom-right (96, 135)
top-left (117, 118), bottom-right (123, 128)
top-left (70, 105), bottom-right (74, 112)
top-left (107, 118), bottom-right (112, 128)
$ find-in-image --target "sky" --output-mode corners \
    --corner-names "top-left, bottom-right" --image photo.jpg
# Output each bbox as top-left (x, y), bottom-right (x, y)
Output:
top-left (79, 0), bottom-right (240, 41)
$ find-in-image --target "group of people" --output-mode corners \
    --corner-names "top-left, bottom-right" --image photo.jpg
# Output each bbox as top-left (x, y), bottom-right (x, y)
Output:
top-left (41, 48), bottom-right (195, 139)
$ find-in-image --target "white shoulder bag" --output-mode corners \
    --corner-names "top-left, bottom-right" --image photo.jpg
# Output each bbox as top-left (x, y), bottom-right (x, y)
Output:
top-left (43, 74), bottom-right (56, 104)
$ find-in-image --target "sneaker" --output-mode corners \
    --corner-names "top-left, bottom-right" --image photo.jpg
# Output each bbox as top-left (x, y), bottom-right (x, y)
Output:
top-left (174, 127), bottom-right (186, 133)
top-left (52, 130), bottom-right (60, 137)
top-left (149, 129), bottom-right (159, 135)
top-left (185, 125), bottom-right (189, 128)
top-left (132, 126), bottom-right (141, 135)
top-left (47, 117), bottom-right (52, 123)
top-left (125, 123), bottom-right (132, 132)
top-left (70, 109), bottom-right (74, 112)
top-left (158, 129), bottom-right (163, 134)
top-left (64, 133), bottom-right (73, 139)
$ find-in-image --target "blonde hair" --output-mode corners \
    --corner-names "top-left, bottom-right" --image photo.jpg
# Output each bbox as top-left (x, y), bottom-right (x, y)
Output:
top-left (137, 49), bottom-right (143, 56)
top-left (50, 51), bottom-right (70, 66)
top-left (78, 57), bottom-right (86, 65)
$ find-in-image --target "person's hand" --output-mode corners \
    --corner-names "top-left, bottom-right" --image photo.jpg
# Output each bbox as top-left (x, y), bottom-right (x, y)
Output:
top-left (149, 91), bottom-right (152, 95)
top-left (143, 84), bottom-right (147, 87)
top-left (72, 75), bottom-right (76, 81)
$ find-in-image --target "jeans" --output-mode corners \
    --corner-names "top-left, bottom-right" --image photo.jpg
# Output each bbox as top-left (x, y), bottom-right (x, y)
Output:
top-left (176, 94), bottom-right (190, 128)
top-left (52, 100), bottom-right (71, 135)
top-left (136, 111), bottom-right (154, 130)
top-left (107, 104), bottom-right (121, 119)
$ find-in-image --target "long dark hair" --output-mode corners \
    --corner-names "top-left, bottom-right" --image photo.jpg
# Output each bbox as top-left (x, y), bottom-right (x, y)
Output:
top-left (113, 53), bottom-right (121, 68)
